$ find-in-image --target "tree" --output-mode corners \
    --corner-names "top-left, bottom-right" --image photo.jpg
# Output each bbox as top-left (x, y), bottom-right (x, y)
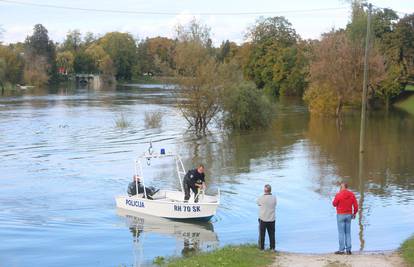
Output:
top-left (0, 45), bottom-right (24, 84)
top-left (83, 32), bottom-right (97, 46)
top-left (135, 39), bottom-right (156, 76)
top-left (217, 40), bottom-right (238, 63)
top-left (0, 58), bottom-right (6, 91)
top-left (56, 51), bottom-right (74, 75)
top-left (25, 24), bottom-right (54, 60)
top-left (394, 14), bottom-right (414, 82)
top-left (304, 30), bottom-right (385, 117)
top-left (222, 81), bottom-right (273, 130)
top-left (99, 32), bottom-right (137, 80)
top-left (244, 17), bottom-right (308, 96)
top-left (174, 20), bottom-right (221, 134)
top-left (24, 24), bottom-right (56, 84)
top-left (23, 55), bottom-right (49, 87)
top-left (85, 44), bottom-right (115, 77)
top-left (62, 30), bottom-right (82, 52)
top-left (0, 26), bottom-right (4, 43)
top-left (73, 51), bottom-right (96, 74)
top-left (145, 36), bottom-right (176, 75)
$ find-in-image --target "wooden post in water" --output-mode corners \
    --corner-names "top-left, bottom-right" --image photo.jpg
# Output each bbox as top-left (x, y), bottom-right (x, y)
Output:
top-left (359, 3), bottom-right (372, 154)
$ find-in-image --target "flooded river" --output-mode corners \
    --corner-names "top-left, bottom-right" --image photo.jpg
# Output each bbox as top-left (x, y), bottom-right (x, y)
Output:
top-left (0, 84), bottom-right (413, 266)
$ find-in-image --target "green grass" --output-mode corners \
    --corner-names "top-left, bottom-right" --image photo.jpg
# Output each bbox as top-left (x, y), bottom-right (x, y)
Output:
top-left (394, 94), bottom-right (414, 115)
top-left (114, 113), bottom-right (131, 128)
top-left (155, 244), bottom-right (276, 267)
top-left (405, 84), bottom-right (414, 91)
top-left (401, 235), bottom-right (414, 266)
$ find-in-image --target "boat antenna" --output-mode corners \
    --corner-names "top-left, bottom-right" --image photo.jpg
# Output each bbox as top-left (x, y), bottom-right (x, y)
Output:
top-left (148, 140), bottom-right (153, 155)
top-left (147, 141), bottom-right (153, 166)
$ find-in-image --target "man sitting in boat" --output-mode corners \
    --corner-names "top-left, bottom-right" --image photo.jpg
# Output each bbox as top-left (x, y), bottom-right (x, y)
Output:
top-left (127, 175), bottom-right (155, 200)
top-left (183, 164), bottom-right (206, 203)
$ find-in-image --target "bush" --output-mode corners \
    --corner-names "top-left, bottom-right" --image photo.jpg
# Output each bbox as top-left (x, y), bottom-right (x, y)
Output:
top-left (144, 111), bottom-right (163, 128)
top-left (222, 82), bottom-right (273, 130)
top-left (401, 235), bottom-right (414, 266)
top-left (114, 113), bottom-right (131, 128)
top-left (303, 84), bottom-right (338, 116)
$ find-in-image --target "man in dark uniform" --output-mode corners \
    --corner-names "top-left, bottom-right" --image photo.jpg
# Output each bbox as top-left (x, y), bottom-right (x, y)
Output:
top-left (183, 164), bottom-right (206, 203)
top-left (127, 175), bottom-right (154, 200)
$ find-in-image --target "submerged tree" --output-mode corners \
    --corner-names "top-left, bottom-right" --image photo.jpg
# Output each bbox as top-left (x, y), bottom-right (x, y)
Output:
top-left (174, 19), bottom-right (221, 134)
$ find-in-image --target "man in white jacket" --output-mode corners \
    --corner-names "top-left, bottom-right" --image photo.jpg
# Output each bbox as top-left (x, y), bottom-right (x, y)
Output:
top-left (257, 184), bottom-right (277, 250)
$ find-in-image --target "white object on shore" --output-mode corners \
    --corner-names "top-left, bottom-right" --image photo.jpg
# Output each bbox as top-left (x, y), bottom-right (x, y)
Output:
top-left (115, 147), bottom-right (220, 221)
top-left (16, 84), bottom-right (35, 90)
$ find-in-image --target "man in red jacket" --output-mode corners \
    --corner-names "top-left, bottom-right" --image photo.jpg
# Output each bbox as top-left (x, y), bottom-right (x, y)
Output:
top-left (332, 182), bottom-right (358, 255)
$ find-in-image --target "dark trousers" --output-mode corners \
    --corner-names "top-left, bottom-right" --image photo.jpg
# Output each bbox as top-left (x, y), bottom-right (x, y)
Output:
top-left (258, 219), bottom-right (275, 250)
top-left (184, 179), bottom-right (199, 202)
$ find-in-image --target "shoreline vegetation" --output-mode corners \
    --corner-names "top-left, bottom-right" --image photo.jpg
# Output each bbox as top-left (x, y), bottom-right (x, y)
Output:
top-left (154, 236), bottom-right (414, 267)
top-left (401, 235), bottom-right (414, 266)
top-left (1, 2), bottom-right (413, 131)
top-left (154, 244), bottom-right (275, 267)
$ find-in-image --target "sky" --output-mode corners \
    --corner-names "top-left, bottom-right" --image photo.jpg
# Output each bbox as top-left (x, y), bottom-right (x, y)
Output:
top-left (0, 0), bottom-right (413, 45)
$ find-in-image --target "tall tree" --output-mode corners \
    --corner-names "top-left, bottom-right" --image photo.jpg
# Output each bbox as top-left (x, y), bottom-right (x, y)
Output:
top-left (24, 24), bottom-right (56, 85)
top-left (99, 32), bottom-right (137, 80)
top-left (0, 45), bottom-right (24, 84)
top-left (174, 19), bottom-right (221, 134)
top-left (244, 17), bottom-right (308, 96)
top-left (56, 51), bottom-right (74, 75)
top-left (304, 30), bottom-right (385, 117)
top-left (62, 30), bottom-right (82, 52)
top-left (394, 14), bottom-right (414, 82)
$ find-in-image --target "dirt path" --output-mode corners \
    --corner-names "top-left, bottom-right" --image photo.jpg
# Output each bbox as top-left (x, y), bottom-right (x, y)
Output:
top-left (272, 251), bottom-right (406, 267)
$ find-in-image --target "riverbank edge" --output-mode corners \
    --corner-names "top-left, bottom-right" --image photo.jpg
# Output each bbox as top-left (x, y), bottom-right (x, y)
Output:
top-left (154, 238), bottom-right (414, 267)
top-left (153, 244), bottom-right (275, 267)
top-left (401, 235), bottom-right (414, 266)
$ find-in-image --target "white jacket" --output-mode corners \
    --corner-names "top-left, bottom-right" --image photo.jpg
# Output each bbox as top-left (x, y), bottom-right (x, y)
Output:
top-left (257, 194), bottom-right (277, 222)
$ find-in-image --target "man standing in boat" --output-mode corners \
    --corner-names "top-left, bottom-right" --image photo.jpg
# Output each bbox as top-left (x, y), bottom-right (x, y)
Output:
top-left (183, 164), bottom-right (206, 203)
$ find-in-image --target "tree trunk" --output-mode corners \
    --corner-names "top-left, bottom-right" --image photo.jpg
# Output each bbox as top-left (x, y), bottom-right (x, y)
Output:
top-left (336, 97), bottom-right (343, 118)
top-left (385, 95), bottom-right (390, 113)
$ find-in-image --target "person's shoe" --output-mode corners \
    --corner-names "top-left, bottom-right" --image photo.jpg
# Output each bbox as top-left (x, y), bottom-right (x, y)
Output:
top-left (346, 251), bottom-right (352, 255)
top-left (334, 251), bottom-right (345, 255)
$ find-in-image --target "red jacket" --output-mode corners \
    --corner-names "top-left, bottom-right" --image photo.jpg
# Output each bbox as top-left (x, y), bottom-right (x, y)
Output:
top-left (333, 189), bottom-right (358, 215)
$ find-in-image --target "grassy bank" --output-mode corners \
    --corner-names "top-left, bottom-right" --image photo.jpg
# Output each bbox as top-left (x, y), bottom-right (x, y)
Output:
top-left (401, 235), bottom-right (414, 266)
top-left (405, 84), bottom-right (414, 92)
top-left (154, 244), bottom-right (275, 267)
top-left (395, 94), bottom-right (414, 115)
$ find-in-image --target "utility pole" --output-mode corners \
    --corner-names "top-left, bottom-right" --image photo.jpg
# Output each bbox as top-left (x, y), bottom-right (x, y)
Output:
top-left (359, 3), bottom-right (372, 154)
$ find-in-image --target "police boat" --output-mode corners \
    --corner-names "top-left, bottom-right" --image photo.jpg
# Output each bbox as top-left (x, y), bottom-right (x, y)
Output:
top-left (115, 146), bottom-right (220, 221)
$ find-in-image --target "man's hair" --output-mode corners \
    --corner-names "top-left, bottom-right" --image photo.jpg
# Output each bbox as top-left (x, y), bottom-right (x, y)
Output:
top-left (340, 182), bottom-right (348, 188)
top-left (264, 184), bottom-right (272, 193)
top-left (198, 164), bottom-right (205, 169)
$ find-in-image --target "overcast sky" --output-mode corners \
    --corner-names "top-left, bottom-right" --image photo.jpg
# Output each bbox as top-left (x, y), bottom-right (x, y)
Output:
top-left (0, 0), bottom-right (413, 45)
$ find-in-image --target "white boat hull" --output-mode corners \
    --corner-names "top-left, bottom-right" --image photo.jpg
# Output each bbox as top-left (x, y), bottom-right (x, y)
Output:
top-left (115, 190), bottom-right (219, 221)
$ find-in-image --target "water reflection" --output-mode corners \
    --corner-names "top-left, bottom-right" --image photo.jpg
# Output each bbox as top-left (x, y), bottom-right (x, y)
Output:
top-left (306, 114), bottom-right (414, 251)
top-left (306, 115), bottom-right (414, 199)
top-left (117, 208), bottom-right (218, 266)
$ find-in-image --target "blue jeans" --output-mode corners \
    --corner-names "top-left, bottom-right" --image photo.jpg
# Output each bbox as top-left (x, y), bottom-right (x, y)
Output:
top-left (337, 214), bottom-right (352, 252)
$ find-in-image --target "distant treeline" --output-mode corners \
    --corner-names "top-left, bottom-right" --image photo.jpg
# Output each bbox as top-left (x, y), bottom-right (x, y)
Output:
top-left (0, 2), bottom-right (413, 124)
